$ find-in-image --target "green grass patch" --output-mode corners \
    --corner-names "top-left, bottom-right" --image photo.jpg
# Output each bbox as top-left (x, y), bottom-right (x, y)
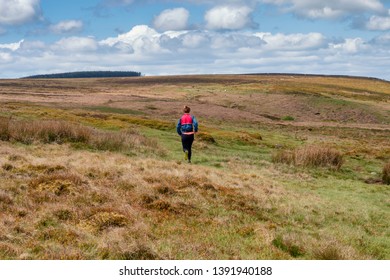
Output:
top-left (281, 116), bottom-right (295, 121)
top-left (83, 106), bottom-right (145, 116)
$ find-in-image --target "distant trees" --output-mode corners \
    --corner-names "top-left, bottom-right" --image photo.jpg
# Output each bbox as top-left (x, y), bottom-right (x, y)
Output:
top-left (23, 71), bottom-right (142, 79)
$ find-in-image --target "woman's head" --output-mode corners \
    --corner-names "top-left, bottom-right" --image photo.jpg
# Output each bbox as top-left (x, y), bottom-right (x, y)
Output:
top-left (183, 105), bottom-right (191, 113)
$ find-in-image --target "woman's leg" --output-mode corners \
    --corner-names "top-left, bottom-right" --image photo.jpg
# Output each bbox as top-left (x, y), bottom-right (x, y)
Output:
top-left (181, 134), bottom-right (194, 162)
top-left (187, 135), bottom-right (194, 161)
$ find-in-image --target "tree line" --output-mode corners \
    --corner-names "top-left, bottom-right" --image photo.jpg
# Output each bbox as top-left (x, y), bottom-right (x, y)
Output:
top-left (23, 71), bottom-right (142, 79)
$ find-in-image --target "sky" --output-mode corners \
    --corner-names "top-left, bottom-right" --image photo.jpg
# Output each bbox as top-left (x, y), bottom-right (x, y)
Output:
top-left (0, 0), bottom-right (390, 80)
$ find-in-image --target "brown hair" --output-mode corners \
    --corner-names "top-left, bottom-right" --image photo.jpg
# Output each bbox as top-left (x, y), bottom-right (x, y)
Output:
top-left (183, 105), bottom-right (191, 113)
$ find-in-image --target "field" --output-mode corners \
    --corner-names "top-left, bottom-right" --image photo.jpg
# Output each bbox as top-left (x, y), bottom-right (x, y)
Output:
top-left (0, 74), bottom-right (389, 260)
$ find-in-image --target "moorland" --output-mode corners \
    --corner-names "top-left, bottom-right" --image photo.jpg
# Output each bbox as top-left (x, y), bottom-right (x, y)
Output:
top-left (0, 74), bottom-right (389, 260)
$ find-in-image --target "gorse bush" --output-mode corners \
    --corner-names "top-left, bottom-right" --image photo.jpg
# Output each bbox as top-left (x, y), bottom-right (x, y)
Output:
top-left (0, 117), bottom-right (160, 154)
top-left (383, 162), bottom-right (390, 185)
top-left (272, 145), bottom-right (344, 170)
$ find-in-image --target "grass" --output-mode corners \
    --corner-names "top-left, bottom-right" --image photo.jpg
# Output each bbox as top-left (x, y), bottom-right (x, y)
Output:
top-left (281, 116), bottom-right (295, 121)
top-left (84, 106), bottom-right (145, 116)
top-left (0, 117), bottom-right (90, 144)
top-left (0, 74), bottom-right (389, 260)
top-left (383, 162), bottom-right (390, 185)
top-left (272, 145), bottom-right (344, 170)
top-left (0, 117), bottom-right (163, 156)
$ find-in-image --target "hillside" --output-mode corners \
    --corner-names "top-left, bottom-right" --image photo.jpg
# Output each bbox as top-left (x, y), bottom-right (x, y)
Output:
top-left (0, 74), bottom-right (389, 260)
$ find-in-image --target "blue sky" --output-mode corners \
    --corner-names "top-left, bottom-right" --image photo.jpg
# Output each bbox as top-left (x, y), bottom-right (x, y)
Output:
top-left (1, 0), bottom-right (390, 79)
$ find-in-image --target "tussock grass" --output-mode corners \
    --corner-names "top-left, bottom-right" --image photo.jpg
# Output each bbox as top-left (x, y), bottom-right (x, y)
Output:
top-left (90, 129), bottom-right (162, 155)
top-left (81, 211), bottom-right (128, 232)
top-left (383, 162), bottom-right (390, 185)
top-left (0, 117), bottom-right (163, 155)
top-left (117, 244), bottom-right (161, 260)
top-left (311, 239), bottom-right (357, 260)
top-left (0, 190), bottom-right (13, 205)
top-left (196, 132), bottom-right (216, 144)
top-left (272, 234), bottom-right (305, 258)
top-left (0, 117), bottom-right (90, 144)
top-left (29, 171), bottom-right (84, 196)
top-left (272, 145), bottom-right (344, 170)
top-left (0, 242), bottom-right (19, 259)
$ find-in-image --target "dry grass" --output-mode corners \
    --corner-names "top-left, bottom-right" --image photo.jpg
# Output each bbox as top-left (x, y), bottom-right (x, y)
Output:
top-left (383, 162), bottom-right (390, 185)
top-left (0, 117), bottom-right (90, 144)
top-left (0, 142), bottom-right (287, 259)
top-left (0, 75), bottom-right (389, 260)
top-left (0, 117), bottom-right (163, 155)
top-left (29, 171), bottom-right (84, 196)
top-left (196, 132), bottom-right (216, 144)
top-left (81, 211), bottom-right (128, 232)
top-left (90, 128), bottom-right (164, 155)
top-left (272, 234), bottom-right (305, 258)
top-left (312, 239), bottom-right (358, 260)
top-left (272, 145), bottom-right (344, 170)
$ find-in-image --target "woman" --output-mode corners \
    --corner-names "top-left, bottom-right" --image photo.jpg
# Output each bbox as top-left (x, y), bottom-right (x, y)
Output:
top-left (176, 106), bottom-right (198, 163)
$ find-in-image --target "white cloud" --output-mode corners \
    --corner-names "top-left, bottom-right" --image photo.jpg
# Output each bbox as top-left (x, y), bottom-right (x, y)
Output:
top-left (0, 0), bottom-right (41, 25)
top-left (101, 25), bottom-right (159, 46)
top-left (255, 32), bottom-right (326, 51)
top-left (50, 20), bottom-right (84, 34)
top-left (100, 25), bottom-right (164, 54)
top-left (1, 25), bottom-right (389, 80)
top-left (370, 33), bottom-right (390, 45)
top-left (0, 40), bottom-right (24, 51)
top-left (19, 40), bottom-right (46, 51)
top-left (210, 33), bottom-right (264, 50)
top-left (304, 7), bottom-right (343, 19)
top-left (0, 52), bottom-right (13, 63)
top-left (366, 10), bottom-right (390, 31)
top-left (329, 38), bottom-right (367, 54)
top-left (262, 0), bottom-right (385, 19)
top-left (181, 32), bottom-right (209, 48)
top-left (101, 26), bottom-right (264, 54)
top-left (52, 37), bottom-right (98, 52)
top-left (153, 8), bottom-right (189, 31)
top-left (205, 5), bottom-right (255, 30)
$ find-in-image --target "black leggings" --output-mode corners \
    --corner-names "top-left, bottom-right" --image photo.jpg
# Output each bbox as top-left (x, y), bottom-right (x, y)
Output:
top-left (181, 134), bottom-right (194, 161)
